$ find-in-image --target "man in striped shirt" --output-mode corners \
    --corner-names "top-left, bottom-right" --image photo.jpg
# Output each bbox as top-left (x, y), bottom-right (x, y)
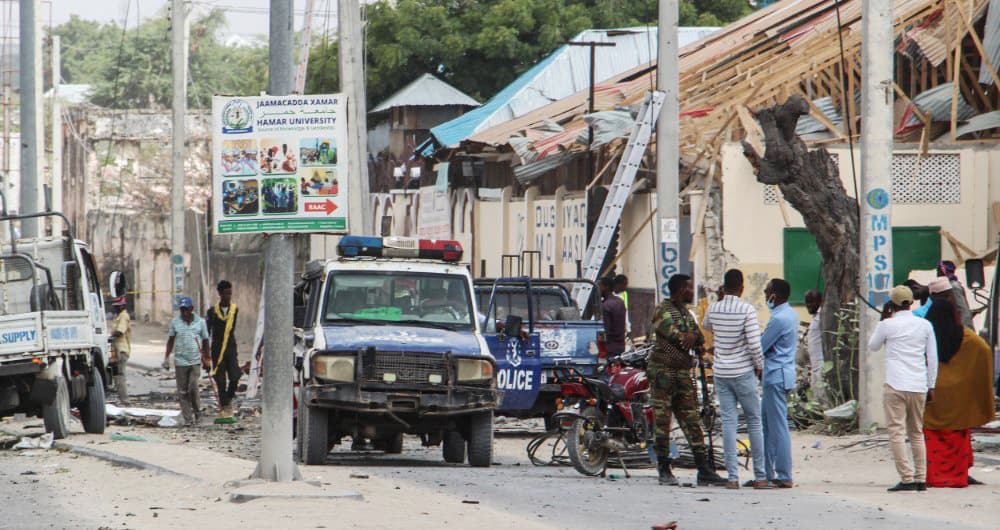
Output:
top-left (702, 269), bottom-right (768, 489)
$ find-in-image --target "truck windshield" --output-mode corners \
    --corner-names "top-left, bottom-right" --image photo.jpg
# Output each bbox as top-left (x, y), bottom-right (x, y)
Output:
top-left (477, 288), bottom-right (578, 322)
top-left (324, 272), bottom-right (474, 329)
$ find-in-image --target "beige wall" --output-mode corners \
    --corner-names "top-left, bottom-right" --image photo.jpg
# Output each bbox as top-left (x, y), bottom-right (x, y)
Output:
top-left (721, 142), bottom-right (1000, 291)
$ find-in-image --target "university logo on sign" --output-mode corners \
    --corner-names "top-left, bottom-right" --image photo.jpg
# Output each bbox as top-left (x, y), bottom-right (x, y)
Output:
top-left (221, 99), bottom-right (253, 134)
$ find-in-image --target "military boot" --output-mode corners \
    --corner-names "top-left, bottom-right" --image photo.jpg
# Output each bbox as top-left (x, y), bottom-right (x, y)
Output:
top-left (658, 458), bottom-right (679, 486)
top-left (695, 452), bottom-right (727, 486)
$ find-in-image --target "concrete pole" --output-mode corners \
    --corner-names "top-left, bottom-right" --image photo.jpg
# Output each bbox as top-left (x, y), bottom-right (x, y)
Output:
top-left (171, 0), bottom-right (189, 306)
top-left (858, 0), bottom-right (895, 429)
top-left (19, 0), bottom-right (42, 237)
top-left (654, 0), bottom-right (680, 301)
top-left (51, 35), bottom-right (62, 230)
top-left (339, 0), bottom-right (372, 235)
top-left (294, 0), bottom-right (316, 94)
top-left (252, 0), bottom-right (301, 482)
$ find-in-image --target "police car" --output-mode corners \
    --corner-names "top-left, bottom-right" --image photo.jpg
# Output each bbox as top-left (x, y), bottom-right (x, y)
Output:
top-left (293, 236), bottom-right (497, 466)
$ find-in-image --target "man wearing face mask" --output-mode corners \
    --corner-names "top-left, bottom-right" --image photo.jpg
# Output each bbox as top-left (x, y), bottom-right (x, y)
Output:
top-left (760, 278), bottom-right (797, 488)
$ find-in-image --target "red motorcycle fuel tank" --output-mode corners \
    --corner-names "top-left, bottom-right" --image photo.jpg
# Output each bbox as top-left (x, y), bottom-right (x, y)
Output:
top-left (607, 366), bottom-right (649, 401)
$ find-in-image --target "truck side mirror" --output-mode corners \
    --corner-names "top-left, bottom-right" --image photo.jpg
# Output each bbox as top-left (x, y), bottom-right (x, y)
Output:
top-left (501, 315), bottom-right (523, 341)
top-left (293, 305), bottom-right (306, 328)
top-left (108, 271), bottom-right (127, 298)
top-left (966, 259), bottom-right (985, 290)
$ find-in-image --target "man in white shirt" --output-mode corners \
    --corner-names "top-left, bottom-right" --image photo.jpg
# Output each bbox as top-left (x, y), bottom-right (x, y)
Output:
top-left (804, 290), bottom-right (826, 403)
top-left (867, 285), bottom-right (939, 492)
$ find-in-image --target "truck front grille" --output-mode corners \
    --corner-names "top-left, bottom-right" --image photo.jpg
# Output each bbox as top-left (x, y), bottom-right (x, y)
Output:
top-left (362, 351), bottom-right (448, 385)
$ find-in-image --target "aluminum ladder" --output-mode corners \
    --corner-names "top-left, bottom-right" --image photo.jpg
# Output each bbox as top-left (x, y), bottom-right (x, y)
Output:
top-left (571, 90), bottom-right (665, 310)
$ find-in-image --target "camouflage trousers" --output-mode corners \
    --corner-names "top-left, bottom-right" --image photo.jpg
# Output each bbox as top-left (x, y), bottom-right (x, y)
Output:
top-left (651, 367), bottom-right (706, 460)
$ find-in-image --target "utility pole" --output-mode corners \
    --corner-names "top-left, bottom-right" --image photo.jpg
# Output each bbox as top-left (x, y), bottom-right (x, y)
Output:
top-left (19, 0), bottom-right (42, 237)
top-left (339, 0), bottom-right (371, 235)
top-left (252, 0), bottom-right (301, 482)
top-left (51, 35), bottom-right (62, 230)
top-left (294, 0), bottom-right (316, 94)
top-left (654, 0), bottom-right (680, 302)
top-left (858, 0), bottom-right (894, 429)
top-left (171, 0), bottom-right (189, 308)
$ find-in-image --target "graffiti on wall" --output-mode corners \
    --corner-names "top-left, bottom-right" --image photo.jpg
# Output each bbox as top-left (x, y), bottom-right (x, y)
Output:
top-left (865, 187), bottom-right (892, 307)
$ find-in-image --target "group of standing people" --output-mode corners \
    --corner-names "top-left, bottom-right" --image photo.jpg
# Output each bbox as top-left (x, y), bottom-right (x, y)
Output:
top-left (869, 260), bottom-right (994, 491)
top-left (641, 269), bottom-right (798, 489)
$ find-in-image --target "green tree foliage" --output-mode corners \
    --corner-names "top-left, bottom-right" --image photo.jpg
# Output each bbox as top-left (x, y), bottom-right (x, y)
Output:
top-left (52, 10), bottom-right (267, 109)
top-left (308, 0), bottom-right (751, 107)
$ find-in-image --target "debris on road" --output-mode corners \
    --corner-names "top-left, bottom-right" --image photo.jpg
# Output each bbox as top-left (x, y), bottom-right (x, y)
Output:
top-left (110, 433), bottom-right (147, 442)
top-left (349, 473), bottom-right (369, 479)
top-left (13, 433), bottom-right (53, 450)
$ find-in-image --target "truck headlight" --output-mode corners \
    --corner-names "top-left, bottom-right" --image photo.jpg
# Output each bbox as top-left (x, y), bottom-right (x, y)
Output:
top-left (312, 355), bottom-right (355, 382)
top-left (456, 358), bottom-right (493, 382)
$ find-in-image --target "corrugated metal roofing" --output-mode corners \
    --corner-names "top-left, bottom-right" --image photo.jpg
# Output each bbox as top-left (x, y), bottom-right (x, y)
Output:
top-left (946, 111), bottom-right (1000, 139)
top-left (422, 26), bottom-right (718, 154)
top-left (370, 73), bottom-right (480, 113)
top-left (795, 96), bottom-right (843, 135)
top-left (912, 83), bottom-right (976, 122)
top-left (979, 0), bottom-right (1000, 86)
top-left (44, 84), bottom-right (92, 105)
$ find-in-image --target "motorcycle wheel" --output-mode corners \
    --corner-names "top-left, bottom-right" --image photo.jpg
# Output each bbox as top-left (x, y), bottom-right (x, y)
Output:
top-left (566, 407), bottom-right (609, 476)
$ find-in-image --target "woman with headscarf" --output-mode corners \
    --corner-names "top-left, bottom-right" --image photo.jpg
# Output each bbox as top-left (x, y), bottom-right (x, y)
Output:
top-left (936, 260), bottom-right (973, 329)
top-left (923, 298), bottom-right (995, 487)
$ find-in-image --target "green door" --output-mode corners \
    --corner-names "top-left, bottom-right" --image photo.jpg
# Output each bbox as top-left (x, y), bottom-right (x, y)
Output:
top-left (782, 226), bottom-right (941, 305)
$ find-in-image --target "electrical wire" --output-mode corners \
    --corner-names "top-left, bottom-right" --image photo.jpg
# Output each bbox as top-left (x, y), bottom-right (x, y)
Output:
top-left (104, 0), bottom-right (140, 256)
top-left (833, 0), bottom-right (861, 220)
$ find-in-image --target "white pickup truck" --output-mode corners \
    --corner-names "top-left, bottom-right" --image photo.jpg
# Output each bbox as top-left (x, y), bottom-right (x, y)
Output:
top-left (0, 211), bottom-right (118, 438)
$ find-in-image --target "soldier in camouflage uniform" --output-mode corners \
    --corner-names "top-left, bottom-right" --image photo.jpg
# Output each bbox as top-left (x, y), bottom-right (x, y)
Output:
top-left (650, 274), bottom-right (726, 486)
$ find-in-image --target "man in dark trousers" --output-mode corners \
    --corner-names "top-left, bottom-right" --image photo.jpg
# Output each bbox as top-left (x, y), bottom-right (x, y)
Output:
top-left (206, 280), bottom-right (241, 419)
top-left (650, 273), bottom-right (726, 487)
top-left (598, 276), bottom-right (626, 357)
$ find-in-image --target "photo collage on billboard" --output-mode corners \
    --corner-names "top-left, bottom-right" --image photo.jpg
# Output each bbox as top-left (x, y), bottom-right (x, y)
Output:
top-left (220, 136), bottom-right (339, 217)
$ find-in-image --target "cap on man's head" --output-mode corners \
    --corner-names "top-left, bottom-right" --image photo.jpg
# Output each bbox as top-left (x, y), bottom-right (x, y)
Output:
top-left (928, 276), bottom-right (952, 294)
top-left (889, 285), bottom-right (914, 306)
top-left (178, 296), bottom-right (194, 309)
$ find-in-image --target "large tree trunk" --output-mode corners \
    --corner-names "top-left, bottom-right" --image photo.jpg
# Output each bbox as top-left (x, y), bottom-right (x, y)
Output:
top-left (742, 95), bottom-right (859, 396)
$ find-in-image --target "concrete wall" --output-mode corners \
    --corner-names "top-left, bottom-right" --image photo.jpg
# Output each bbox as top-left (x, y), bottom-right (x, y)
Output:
top-left (721, 142), bottom-right (1000, 318)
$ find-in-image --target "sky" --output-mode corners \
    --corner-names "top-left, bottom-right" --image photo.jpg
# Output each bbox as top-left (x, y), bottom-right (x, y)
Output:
top-left (46, 0), bottom-right (337, 40)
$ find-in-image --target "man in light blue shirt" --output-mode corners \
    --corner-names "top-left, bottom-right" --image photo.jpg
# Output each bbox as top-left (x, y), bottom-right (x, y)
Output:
top-left (164, 296), bottom-right (210, 426)
top-left (760, 278), bottom-right (797, 487)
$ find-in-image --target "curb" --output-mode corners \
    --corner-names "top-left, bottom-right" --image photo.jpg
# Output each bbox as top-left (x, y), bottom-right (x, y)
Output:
top-left (53, 441), bottom-right (202, 482)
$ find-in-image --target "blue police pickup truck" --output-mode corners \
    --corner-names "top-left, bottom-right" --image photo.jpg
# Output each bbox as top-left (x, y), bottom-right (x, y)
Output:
top-left (293, 237), bottom-right (498, 466)
top-left (475, 278), bottom-right (605, 428)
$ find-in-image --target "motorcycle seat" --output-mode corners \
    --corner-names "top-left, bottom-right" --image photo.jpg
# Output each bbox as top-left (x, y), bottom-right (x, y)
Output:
top-left (584, 377), bottom-right (616, 402)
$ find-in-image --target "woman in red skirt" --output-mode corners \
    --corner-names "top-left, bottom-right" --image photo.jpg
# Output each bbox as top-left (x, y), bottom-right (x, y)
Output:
top-left (923, 293), bottom-right (995, 488)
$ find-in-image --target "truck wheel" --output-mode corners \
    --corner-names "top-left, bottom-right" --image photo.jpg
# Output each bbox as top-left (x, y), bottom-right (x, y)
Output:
top-left (383, 433), bottom-right (403, 454)
top-left (566, 407), bottom-right (608, 476)
top-left (466, 411), bottom-right (493, 467)
top-left (300, 404), bottom-right (329, 465)
top-left (43, 376), bottom-right (71, 439)
top-left (442, 431), bottom-right (465, 463)
top-left (80, 365), bottom-right (106, 434)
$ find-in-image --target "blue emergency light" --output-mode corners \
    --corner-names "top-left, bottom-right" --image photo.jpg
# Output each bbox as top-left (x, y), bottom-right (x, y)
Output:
top-left (337, 236), bottom-right (463, 262)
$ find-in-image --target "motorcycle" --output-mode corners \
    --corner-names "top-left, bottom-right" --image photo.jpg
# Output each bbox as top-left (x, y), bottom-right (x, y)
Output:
top-left (553, 345), bottom-right (654, 477)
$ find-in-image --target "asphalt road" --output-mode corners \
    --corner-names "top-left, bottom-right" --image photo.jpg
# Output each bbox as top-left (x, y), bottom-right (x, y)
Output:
top-left (319, 433), bottom-right (975, 530)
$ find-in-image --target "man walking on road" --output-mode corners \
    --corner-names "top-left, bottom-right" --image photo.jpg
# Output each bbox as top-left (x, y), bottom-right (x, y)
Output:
top-left (109, 296), bottom-right (132, 406)
top-left (650, 274), bottom-right (727, 487)
top-left (206, 280), bottom-right (241, 418)
top-left (867, 285), bottom-right (938, 492)
top-left (164, 296), bottom-right (211, 427)
top-left (702, 269), bottom-right (768, 489)
top-left (760, 278), bottom-right (797, 488)
top-left (599, 277), bottom-right (626, 357)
